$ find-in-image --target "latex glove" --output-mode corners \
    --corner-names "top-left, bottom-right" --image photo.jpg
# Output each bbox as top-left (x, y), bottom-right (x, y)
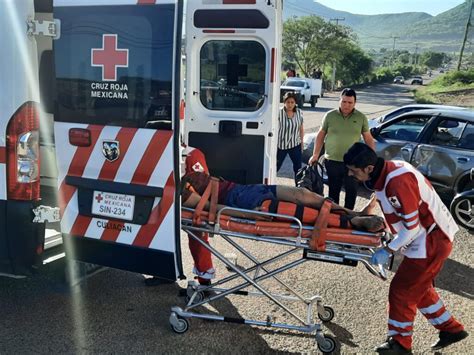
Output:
top-left (371, 248), bottom-right (391, 265)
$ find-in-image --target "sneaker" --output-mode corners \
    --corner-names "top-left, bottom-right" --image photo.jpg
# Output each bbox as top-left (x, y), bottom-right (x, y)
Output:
top-left (375, 338), bottom-right (413, 354)
top-left (431, 330), bottom-right (468, 350)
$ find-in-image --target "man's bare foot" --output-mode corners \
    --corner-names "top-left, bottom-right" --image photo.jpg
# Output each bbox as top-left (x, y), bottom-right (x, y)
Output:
top-left (361, 194), bottom-right (378, 215)
top-left (351, 215), bottom-right (385, 232)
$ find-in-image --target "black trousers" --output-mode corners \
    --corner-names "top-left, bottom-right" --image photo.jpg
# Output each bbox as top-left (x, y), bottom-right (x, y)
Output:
top-left (325, 159), bottom-right (359, 209)
top-left (277, 145), bottom-right (302, 183)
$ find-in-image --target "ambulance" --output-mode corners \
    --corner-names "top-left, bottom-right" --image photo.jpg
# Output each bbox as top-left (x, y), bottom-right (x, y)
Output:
top-left (0, 0), bottom-right (282, 280)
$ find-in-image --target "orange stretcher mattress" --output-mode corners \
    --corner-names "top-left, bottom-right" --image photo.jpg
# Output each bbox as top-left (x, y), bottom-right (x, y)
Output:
top-left (181, 205), bottom-right (383, 250)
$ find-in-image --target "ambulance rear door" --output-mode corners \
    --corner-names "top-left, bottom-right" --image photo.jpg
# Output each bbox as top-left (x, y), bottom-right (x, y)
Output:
top-left (53, 0), bottom-right (183, 280)
top-left (184, 0), bottom-right (282, 184)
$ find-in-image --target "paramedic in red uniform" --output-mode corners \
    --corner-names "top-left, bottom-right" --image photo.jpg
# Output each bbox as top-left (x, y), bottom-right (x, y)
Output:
top-left (183, 146), bottom-right (215, 286)
top-left (343, 142), bottom-right (468, 354)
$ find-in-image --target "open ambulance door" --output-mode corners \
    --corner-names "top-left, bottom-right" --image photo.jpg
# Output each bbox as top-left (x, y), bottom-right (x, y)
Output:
top-left (184, 0), bottom-right (282, 184)
top-left (53, 0), bottom-right (184, 280)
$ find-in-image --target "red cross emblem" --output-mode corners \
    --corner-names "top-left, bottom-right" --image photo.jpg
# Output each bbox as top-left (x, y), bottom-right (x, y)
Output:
top-left (95, 193), bottom-right (104, 203)
top-left (91, 34), bottom-right (129, 81)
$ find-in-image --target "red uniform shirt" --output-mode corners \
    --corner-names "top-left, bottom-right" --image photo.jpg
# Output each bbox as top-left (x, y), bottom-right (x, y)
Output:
top-left (374, 161), bottom-right (458, 258)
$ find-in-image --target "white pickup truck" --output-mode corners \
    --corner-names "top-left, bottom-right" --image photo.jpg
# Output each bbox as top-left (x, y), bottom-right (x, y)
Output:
top-left (280, 78), bottom-right (323, 108)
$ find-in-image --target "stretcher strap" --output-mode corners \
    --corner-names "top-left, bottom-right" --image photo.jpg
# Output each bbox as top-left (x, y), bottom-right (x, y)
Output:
top-left (310, 199), bottom-right (332, 251)
top-left (193, 177), bottom-right (219, 225)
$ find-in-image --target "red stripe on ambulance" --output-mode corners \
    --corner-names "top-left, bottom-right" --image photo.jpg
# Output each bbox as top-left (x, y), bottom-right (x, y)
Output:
top-left (58, 125), bottom-right (103, 215)
top-left (101, 220), bottom-right (125, 242)
top-left (132, 172), bottom-right (175, 248)
top-left (131, 130), bottom-right (173, 185)
top-left (70, 214), bottom-right (93, 237)
top-left (68, 125), bottom-right (103, 177)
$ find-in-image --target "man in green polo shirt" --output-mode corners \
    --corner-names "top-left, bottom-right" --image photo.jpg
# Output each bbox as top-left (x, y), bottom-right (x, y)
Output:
top-left (309, 88), bottom-right (375, 209)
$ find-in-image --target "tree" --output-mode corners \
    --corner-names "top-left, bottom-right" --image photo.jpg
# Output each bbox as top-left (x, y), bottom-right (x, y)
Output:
top-left (336, 44), bottom-right (373, 85)
top-left (282, 15), bottom-right (355, 77)
top-left (420, 51), bottom-right (448, 69)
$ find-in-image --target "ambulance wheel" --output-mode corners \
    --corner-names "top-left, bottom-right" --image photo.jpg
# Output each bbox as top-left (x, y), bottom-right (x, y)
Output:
top-left (317, 334), bottom-right (337, 354)
top-left (318, 306), bottom-right (335, 322)
top-left (170, 316), bottom-right (189, 334)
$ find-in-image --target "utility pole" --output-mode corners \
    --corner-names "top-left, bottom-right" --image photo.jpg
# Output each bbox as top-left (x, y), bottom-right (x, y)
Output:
top-left (414, 44), bottom-right (419, 70)
top-left (329, 18), bottom-right (345, 91)
top-left (390, 36), bottom-right (399, 68)
top-left (457, 0), bottom-right (473, 71)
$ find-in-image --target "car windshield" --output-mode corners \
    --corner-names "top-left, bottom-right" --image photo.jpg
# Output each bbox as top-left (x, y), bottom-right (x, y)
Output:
top-left (284, 80), bottom-right (305, 87)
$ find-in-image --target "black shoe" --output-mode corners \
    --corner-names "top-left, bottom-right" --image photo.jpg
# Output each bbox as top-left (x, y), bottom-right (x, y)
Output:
top-left (375, 338), bottom-right (413, 354)
top-left (431, 330), bottom-right (468, 350)
top-left (143, 276), bottom-right (175, 286)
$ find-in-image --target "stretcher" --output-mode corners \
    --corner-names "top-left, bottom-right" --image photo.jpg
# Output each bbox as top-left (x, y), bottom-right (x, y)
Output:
top-left (170, 199), bottom-right (393, 354)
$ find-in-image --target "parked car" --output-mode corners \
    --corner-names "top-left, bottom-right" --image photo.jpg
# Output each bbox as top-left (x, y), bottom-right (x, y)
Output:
top-left (370, 108), bottom-right (474, 229)
top-left (393, 76), bottom-right (405, 84)
top-left (410, 76), bottom-right (423, 85)
top-left (369, 104), bottom-right (467, 129)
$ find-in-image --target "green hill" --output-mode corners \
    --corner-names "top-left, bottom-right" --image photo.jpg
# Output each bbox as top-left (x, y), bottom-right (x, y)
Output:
top-left (284, 0), bottom-right (473, 52)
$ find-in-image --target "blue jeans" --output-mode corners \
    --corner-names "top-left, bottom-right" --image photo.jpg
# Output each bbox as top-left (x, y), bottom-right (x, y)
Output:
top-left (225, 184), bottom-right (277, 210)
top-left (276, 145), bottom-right (302, 183)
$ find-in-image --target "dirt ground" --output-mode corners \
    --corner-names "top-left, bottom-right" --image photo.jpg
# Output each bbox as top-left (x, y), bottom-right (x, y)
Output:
top-left (432, 88), bottom-right (474, 107)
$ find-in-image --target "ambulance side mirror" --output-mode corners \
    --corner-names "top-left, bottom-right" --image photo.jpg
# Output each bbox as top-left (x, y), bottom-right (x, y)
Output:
top-left (39, 50), bottom-right (55, 114)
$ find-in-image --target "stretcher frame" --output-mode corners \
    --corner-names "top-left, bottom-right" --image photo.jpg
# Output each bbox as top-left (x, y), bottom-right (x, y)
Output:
top-left (170, 206), bottom-right (392, 353)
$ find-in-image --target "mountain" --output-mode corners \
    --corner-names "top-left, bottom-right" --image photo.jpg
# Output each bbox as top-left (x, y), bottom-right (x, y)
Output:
top-left (284, 0), bottom-right (472, 52)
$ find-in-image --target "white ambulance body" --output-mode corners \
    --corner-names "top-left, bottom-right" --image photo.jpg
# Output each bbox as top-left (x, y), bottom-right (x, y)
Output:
top-left (184, 0), bottom-right (282, 184)
top-left (0, 0), bottom-right (282, 279)
top-left (0, 0), bottom-right (46, 276)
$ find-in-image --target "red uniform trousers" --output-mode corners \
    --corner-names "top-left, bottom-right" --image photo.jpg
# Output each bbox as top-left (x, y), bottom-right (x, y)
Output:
top-left (184, 147), bottom-right (215, 283)
top-left (388, 229), bottom-right (464, 349)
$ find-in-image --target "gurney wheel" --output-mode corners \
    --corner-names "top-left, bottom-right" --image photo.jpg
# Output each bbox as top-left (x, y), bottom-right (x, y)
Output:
top-left (317, 334), bottom-right (336, 354)
top-left (185, 291), bottom-right (204, 305)
top-left (318, 306), bottom-right (335, 322)
top-left (170, 315), bottom-right (189, 334)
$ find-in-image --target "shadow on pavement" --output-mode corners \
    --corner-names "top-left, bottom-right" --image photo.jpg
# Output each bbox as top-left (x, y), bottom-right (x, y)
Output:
top-left (436, 258), bottom-right (474, 300)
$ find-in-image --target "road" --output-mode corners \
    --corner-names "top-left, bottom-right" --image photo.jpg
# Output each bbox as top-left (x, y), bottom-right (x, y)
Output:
top-left (1, 81), bottom-right (472, 354)
top-left (301, 82), bottom-right (417, 134)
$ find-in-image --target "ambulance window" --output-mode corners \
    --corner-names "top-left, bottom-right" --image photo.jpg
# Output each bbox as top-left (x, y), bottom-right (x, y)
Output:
top-left (54, 5), bottom-right (176, 128)
top-left (194, 10), bottom-right (269, 29)
top-left (200, 41), bottom-right (266, 112)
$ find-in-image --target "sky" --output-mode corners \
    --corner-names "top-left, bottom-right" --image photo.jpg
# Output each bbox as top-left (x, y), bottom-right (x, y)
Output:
top-left (315, 0), bottom-right (466, 16)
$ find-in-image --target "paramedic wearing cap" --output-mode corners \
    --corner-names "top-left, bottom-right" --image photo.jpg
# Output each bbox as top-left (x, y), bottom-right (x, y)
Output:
top-left (309, 88), bottom-right (374, 209)
top-left (183, 146), bottom-right (215, 285)
top-left (343, 142), bottom-right (468, 354)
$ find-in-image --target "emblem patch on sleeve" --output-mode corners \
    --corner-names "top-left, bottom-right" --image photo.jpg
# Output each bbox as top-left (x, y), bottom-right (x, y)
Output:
top-left (388, 196), bottom-right (402, 208)
top-left (192, 162), bottom-right (204, 172)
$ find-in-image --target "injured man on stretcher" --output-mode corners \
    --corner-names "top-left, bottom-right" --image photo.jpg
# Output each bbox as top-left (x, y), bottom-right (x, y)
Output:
top-left (181, 171), bottom-right (384, 232)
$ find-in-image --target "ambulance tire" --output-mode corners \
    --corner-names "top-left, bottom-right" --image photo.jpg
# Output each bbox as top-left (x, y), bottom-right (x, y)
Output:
top-left (171, 316), bottom-right (189, 334)
top-left (310, 96), bottom-right (317, 107)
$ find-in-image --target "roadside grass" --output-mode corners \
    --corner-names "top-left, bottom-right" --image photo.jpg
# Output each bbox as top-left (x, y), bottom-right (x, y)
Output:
top-left (414, 69), bottom-right (474, 107)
